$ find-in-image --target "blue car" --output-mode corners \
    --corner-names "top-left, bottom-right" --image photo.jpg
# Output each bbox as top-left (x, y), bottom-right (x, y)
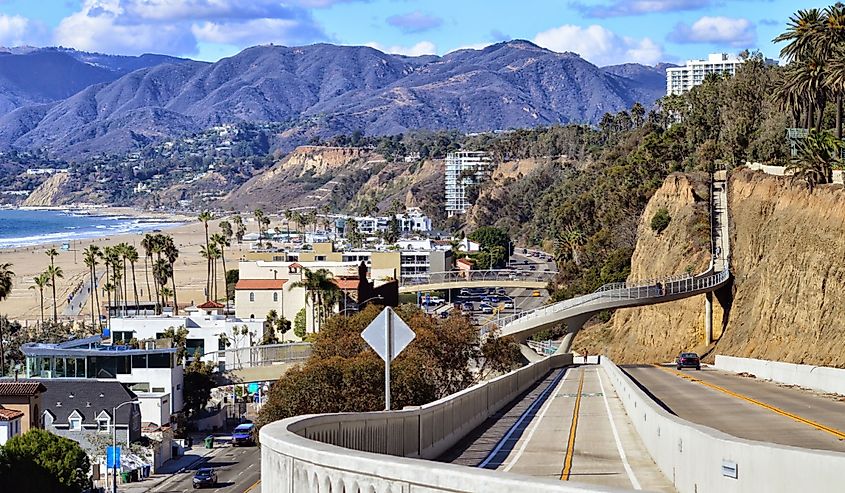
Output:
top-left (232, 423), bottom-right (255, 446)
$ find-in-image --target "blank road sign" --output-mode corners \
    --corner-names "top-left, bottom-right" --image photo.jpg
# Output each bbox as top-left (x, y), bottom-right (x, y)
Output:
top-left (361, 307), bottom-right (416, 362)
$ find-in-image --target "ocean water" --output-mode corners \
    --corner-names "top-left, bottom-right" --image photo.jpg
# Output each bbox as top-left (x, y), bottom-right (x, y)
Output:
top-left (0, 209), bottom-right (182, 249)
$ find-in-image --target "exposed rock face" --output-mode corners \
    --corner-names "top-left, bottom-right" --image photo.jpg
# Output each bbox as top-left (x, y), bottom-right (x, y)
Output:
top-left (579, 172), bottom-right (715, 363)
top-left (715, 169), bottom-right (845, 366)
top-left (584, 168), bottom-right (845, 367)
top-left (21, 172), bottom-right (69, 206)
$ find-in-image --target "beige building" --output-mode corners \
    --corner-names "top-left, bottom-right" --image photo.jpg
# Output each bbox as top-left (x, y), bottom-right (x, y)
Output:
top-left (0, 382), bottom-right (46, 433)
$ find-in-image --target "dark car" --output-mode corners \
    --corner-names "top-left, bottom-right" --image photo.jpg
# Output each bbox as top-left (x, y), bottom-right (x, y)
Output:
top-left (232, 423), bottom-right (255, 446)
top-left (193, 468), bottom-right (218, 489)
top-left (676, 352), bottom-right (701, 370)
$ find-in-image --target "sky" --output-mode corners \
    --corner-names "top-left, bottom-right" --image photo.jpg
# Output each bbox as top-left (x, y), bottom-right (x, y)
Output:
top-left (0, 1), bottom-right (823, 66)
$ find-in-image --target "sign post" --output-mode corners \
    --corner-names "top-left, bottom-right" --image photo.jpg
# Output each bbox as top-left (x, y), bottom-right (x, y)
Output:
top-left (361, 307), bottom-right (415, 411)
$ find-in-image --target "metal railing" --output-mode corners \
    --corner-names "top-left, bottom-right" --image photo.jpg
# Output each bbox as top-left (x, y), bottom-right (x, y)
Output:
top-left (220, 342), bottom-right (312, 371)
top-left (527, 339), bottom-right (559, 356)
top-left (399, 269), bottom-right (557, 287)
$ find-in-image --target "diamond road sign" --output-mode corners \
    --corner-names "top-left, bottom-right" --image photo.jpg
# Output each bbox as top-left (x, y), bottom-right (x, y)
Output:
top-left (361, 307), bottom-right (415, 362)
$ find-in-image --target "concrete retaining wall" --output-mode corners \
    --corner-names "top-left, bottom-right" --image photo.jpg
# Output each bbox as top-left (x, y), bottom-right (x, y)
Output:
top-left (714, 355), bottom-right (845, 396)
top-left (260, 353), bottom-right (634, 493)
top-left (746, 162), bottom-right (845, 184)
top-left (601, 358), bottom-right (845, 493)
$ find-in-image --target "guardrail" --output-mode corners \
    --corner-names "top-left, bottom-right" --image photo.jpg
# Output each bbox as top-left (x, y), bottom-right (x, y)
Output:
top-left (259, 353), bottom-right (635, 493)
top-left (399, 269), bottom-right (557, 288)
top-left (220, 342), bottom-right (311, 371)
top-left (527, 339), bottom-right (559, 356)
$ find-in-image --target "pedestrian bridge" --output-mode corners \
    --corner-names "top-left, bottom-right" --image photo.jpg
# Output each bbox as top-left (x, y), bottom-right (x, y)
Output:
top-left (213, 342), bottom-right (311, 385)
top-left (398, 269), bottom-right (557, 294)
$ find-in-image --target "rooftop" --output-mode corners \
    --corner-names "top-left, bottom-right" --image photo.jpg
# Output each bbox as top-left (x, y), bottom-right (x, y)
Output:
top-left (196, 300), bottom-right (225, 309)
top-left (235, 279), bottom-right (288, 290)
top-left (0, 381), bottom-right (47, 396)
top-left (0, 407), bottom-right (24, 420)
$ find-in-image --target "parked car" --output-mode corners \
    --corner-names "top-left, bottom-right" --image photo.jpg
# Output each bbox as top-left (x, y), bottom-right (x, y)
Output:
top-left (503, 300), bottom-right (515, 309)
top-left (460, 288), bottom-right (471, 296)
top-left (676, 352), bottom-right (701, 370)
top-left (462, 302), bottom-right (474, 311)
top-left (480, 303), bottom-right (493, 314)
top-left (531, 290), bottom-right (541, 297)
top-left (232, 423), bottom-right (255, 446)
top-left (496, 288), bottom-right (507, 295)
top-left (193, 468), bottom-right (218, 489)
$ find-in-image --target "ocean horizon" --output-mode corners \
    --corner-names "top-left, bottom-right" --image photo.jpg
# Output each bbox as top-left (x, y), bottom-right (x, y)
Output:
top-left (0, 208), bottom-right (184, 249)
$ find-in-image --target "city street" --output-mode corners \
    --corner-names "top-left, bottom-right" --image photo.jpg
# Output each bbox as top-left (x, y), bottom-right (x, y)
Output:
top-left (146, 442), bottom-right (260, 493)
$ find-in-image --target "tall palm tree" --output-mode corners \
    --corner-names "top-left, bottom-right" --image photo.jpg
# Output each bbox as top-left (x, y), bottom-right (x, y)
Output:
top-left (774, 8), bottom-right (826, 63)
top-left (211, 233), bottom-right (230, 306)
top-left (153, 258), bottom-right (172, 310)
top-left (83, 245), bottom-right (101, 329)
top-left (45, 247), bottom-right (59, 321)
top-left (199, 244), bottom-right (215, 301)
top-left (199, 211), bottom-right (214, 298)
top-left (141, 234), bottom-right (156, 301)
top-left (125, 245), bottom-right (140, 316)
top-left (288, 268), bottom-right (341, 333)
top-left (162, 236), bottom-right (180, 315)
top-left (29, 272), bottom-right (51, 325)
top-left (0, 262), bottom-right (14, 376)
top-left (233, 214), bottom-right (245, 244)
top-left (555, 226), bottom-right (586, 267)
top-left (44, 264), bottom-right (63, 322)
top-left (116, 243), bottom-right (130, 317)
top-left (209, 243), bottom-right (221, 301)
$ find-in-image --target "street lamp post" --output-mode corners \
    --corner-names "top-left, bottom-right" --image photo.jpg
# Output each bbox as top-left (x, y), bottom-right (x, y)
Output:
top-left (112, 399), bottom-right (139, 493)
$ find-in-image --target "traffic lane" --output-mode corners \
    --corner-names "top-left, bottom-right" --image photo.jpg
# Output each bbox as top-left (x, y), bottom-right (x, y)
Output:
top-left (674, 367), bottom-right (845, 442)
top-left (152, 444), bottom-right (260, 493)
top-left (623, 365), bottom-right (845, 452)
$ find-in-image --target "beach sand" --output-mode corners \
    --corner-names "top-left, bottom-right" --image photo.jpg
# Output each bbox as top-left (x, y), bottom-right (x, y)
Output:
top-left (0, 212), bottom-right (260, 323)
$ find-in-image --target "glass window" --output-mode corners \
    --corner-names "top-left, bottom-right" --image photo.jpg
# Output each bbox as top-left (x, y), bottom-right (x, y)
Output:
top-left (97, 418), bottom-right (109, 432)
top-left (65, 357), bottom-right (76, 378)
top-left (54, 358), bottom-right (66, 378)
top-left (132, 354), bottom-right (147, 368)
top-left (147, 353), bottom-right (172, 368)
top-left (249, 292), bottom-right (255, 302)
top-left (69, 418), bottom-right (81, 431)
top-left (186, 339), bottom-right (205, 358)
top-left (273, 292), bottom-right (278, 302)
top-left (116, 356), bottom-right (131, 374)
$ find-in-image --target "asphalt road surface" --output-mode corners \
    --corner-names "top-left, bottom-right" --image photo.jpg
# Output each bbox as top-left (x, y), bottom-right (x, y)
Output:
top-left (150, 443), bottom-right (260, 493)
top-left (624, 364), bottom-right (845, 452)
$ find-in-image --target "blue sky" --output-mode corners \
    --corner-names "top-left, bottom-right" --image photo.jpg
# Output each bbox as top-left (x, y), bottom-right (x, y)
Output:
top-left (0, 1), bottom-right (822, 66)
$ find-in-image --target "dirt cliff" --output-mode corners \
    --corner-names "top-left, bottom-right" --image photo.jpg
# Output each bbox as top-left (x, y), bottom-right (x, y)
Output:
top-left (21, 172), bottom-right (69, 206)
top-left (584, 169), bottom-right (845, 367)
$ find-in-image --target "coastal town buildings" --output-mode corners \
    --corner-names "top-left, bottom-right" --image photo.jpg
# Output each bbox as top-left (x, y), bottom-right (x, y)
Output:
top-left (0, 381), bottom-right (46, 433)
top-left (666, 53), bottom-right (777, 95)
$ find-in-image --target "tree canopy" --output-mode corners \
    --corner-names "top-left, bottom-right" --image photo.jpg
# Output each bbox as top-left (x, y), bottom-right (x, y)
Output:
top-left (0, 429), bottom-right (91, 493)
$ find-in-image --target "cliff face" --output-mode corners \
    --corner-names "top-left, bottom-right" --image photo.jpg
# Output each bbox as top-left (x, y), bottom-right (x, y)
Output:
top-left (21, 171), bottom-right (69, 206)
top-left (585, 168), bottom-right (845, 367)
top-left (579, 172), bottom-right (715, 363)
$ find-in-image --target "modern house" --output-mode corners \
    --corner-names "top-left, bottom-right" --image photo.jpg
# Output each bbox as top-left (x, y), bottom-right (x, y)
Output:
top-left (21, 337), bottom-right (183, 426)
top-left (39, 379), bottom-right (141, 452)
top-left (0, 406), bottom-right (24, 445)
top-left (0, 381), bottom-right (46, 433)
top-left (445, 151), bottom-right (494, 216)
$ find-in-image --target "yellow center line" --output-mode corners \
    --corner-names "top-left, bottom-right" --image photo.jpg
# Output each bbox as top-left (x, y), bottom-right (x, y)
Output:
top-left (654, 364), bottom-right (845, 440)
top-left (561, 368), bottom-right (585, 481)
top-left (244, 479), bottom-right (261, 492)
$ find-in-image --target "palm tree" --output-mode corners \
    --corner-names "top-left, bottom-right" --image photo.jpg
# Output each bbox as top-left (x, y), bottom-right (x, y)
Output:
top-left (29, 272), bottom-right (51, 325)
top-left (0, 262), bottom-right (14, 375)
top-left (153, 258), bottom-right (172, 310)
top-left (555, 226), bottom-right (586, 267)
top-left (199, 211), bottom-right (214, 297)
top-left (141, 234), bottom-right (156, 301)
top-left (125, 245), bottom-right (140, 316)
top-left (45, 247), bottom-right (59, 321)
top-left (254, 209), bottom-right (266, 243)
top-left (288, 268), bottom-right (341, 333)
top-left (209, 243), bottom-right (221, 301)
top-left (774, 8), bottom-right (826, 63)
top-left (162, 236), bottom-right (179, 314)
top-left (44, 264), bottom-right (63, 322)
top-left (786, 129), bottom-right (841, 189)
top-left (116, 243), bottom-right (130, 317)
top-left (199, 245), bottom-right (216, 301)
top-left (83, 245), bottom-right (101, 329)
top-left (211, 233), bottom-right (230, 307)
top-left (233, 214), bottom-right (245, 244)
top-left (219, 220), bottom-right (233, 242)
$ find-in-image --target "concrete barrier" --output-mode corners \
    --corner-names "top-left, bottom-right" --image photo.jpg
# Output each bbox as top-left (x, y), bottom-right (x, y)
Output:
top-left (601, 357), bottom-right (845, 493)
top-left (261, 353), bottom-right (635, 493)
top-left (714, 355), bottom-right (845, 396)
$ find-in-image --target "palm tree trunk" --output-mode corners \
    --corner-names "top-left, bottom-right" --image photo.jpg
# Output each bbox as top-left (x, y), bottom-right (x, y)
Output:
top-left (39, 287), bottom-right (44, 325)
top-left (51, 277), bottom-right (57, 322)
top-left (837, 94), bottom-right (842, 140)
top-left (89, 264), bottom-right (96, 329)
top-left (93, 265), bottom-right (100, 329)
top-left (131, 262), bottom-right (139, 316)
top-left (170, 263), bottom-right (178, 316)
top-left (221, 248), bottom-right (228, 310)
top-left (104, 262), bottom-right (111, 328)
top-left (123, 259), bottom-right (128, 316)
top-left (144, 254), bottom-right (152, 301)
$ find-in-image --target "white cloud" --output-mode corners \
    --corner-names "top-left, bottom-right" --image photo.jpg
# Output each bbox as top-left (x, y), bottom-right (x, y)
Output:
top-left (533, 24), bottom-right (665, 65)
top-left (668, 16), bottom-right (756, 47)
top-left (0, 14), bottom-right (49, 47)
top-left (365, 41), bottom-right (437, 57)
top-left (53, 0), bottom-right (327, 56)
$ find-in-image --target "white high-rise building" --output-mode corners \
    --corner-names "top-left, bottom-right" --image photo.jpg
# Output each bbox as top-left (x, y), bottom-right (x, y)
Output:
top-left (444, 151), bottom-right (494, 217)
top-left (666, 53), bottom-right (745, 95)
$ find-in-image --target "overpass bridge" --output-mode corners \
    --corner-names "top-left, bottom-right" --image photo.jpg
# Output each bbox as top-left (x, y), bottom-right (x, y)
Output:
top-left (212, 342), bottom-right (311, 385)
top-left (398, 269), bottom-right (557, 294)
top-left (496, 173), bottom-right (732, 353)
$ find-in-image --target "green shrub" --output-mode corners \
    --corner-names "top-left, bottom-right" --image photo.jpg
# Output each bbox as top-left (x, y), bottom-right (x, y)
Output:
top-left (294, 308), bottom-right (307, 339)
top-left (650, 207), bottom-right (671, 234)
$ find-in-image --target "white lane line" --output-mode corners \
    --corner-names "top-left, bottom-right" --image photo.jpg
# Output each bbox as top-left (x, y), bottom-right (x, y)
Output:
top-left (502, 369), bottom-right (571, 472)
top-left (478, 368), bottom-right (568, 469)
top-left (597, 367), bottom-right (641, 490)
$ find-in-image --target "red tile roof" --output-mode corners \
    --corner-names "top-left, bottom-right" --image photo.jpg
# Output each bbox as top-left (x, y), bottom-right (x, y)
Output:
top-left (197, 301), bottom-right (225, 309)
top-left (0, 382), bottom-right (46, 396)
top-left (289, 262), bottom-right (303, 269)
top-left (332, 278), bottom-right (359, 290)
top-left (235, 279), bottom-right (288, 290)
top-left (0, 407), bottom-right (24, 420)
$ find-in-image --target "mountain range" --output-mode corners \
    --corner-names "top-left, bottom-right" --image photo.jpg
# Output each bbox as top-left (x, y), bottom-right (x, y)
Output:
top-left (0, 41), bottom-right (670, 159)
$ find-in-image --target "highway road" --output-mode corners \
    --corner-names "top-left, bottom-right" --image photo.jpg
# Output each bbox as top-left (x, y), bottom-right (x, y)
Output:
top-left (442, 365), bottom-right (675, 492)
top-left (623, 364), bottom-right (845, 452)
top-left (149, 443), bottom-right (260, 493)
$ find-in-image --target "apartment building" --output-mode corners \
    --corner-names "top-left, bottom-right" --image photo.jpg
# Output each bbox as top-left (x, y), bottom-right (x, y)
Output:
top-left (666, 53), bottom-right (777, 95)
top-left (445, 151), bottom-right (494, 216)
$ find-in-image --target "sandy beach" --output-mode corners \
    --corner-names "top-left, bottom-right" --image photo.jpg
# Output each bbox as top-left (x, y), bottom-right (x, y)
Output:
top-left (0, 210), bottom-right (261, 323)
